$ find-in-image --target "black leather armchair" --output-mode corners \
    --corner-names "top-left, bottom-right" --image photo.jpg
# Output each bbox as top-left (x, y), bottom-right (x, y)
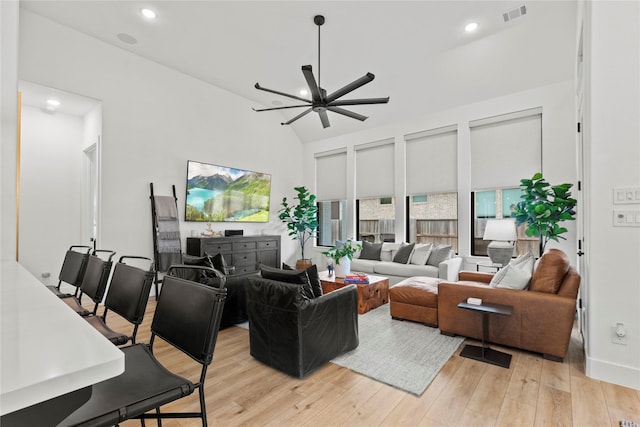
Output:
top-left (246, 276), bottom-right (359, 378)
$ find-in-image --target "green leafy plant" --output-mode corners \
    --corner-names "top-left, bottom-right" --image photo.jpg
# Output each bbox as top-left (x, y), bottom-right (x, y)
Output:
top-left (278, 186), bottom-right (319, 260)
top-left (510, 173), bottom-right (577, 252)
top-left (322, 239), bottom-right (362, 265)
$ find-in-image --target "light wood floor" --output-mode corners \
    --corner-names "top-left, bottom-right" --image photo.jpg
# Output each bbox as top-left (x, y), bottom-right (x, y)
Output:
top-left (93, 297), bottom-right (640, 427)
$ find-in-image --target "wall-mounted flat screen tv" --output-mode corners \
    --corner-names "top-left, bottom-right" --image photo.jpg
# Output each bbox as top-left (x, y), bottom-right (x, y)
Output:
top-left (185, 160), bottom-right (271, 222)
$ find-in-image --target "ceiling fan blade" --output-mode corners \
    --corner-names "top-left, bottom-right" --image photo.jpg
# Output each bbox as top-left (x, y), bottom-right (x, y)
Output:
top-left (301, 65), bottom-right (323, 102)
top-left (318, 109), bottom-right (330, 128)
top-left (252, 104), bottom-right (310, 112)
top-left (327, 106), bottom-right (368, 122)
top-left (328, 97), bottom-right (390, 107)
top-left (325, 73), bottom-right (375, 104)
top-left (281, 108), bottom-right (313, 126)
top-left (255, 83), bottom-right (310, 103)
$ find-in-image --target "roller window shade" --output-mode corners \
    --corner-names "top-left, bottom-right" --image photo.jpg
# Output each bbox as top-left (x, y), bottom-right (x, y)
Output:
top-left (405, 127), bottom-right (458, 194)
top-left (470, 110), bottom-right (542, 190)
top-left (315, 150), bottom-right (347, 201)
top-left (355, 141), bottom-right (394, 199)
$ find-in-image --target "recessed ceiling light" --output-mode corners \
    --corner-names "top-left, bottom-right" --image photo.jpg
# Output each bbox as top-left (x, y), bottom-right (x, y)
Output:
top-left (465, 22), bottom-right (479, 32)
top-left (141, 8), bottom-right (157, 19)
top-left (46, 99), bottom-right (61, 107)
top-left (299, 89), bottom-right (309, 96)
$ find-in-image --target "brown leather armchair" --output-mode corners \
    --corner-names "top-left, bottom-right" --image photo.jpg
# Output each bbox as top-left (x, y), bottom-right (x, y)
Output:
top-left (437, 249), bottom-right (580, 361)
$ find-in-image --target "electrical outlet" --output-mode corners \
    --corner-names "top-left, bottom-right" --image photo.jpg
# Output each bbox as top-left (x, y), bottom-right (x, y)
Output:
top-left (612, 323), bottom-right (627, 345)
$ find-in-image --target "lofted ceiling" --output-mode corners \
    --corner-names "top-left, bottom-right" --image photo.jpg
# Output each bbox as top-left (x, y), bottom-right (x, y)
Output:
top-left (19, 1), bottom-right (577, 143)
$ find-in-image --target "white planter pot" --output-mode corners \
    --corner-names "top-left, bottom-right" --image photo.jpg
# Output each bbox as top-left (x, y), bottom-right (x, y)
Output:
top-left (334, 257), bottom-right (351, 278)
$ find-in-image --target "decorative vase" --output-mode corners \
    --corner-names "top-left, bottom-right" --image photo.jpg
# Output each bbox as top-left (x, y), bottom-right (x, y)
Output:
top-left (295, 259), bottom-right (313, 270)
top-left (334, 257), bottom-right (351, 278)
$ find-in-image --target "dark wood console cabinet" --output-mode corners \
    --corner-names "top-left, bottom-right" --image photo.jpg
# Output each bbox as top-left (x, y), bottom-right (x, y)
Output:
top-left (186, 235), bottom-right (281, 275)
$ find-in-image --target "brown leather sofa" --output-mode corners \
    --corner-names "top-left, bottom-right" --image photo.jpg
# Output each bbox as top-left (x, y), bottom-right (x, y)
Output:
top-left (437, 249), bottom-right (580, 361)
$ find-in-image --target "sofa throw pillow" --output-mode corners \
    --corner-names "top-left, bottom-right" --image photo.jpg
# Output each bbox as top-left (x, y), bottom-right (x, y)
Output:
top-left (426, 245), bottom-right (452, 267)
top-left (185, 255), bottom-right (215, 269)
top-left (410, 243), bottom-right (433, 265)
top-left (283, 263), bottom-right (323, 298)
top-left (359, 241), bottom-right (383, 260)
top-left (393, 242), bottom-right (415, 264)
top-left (529, 249), bottom-right (570, 294)
top-left (209, 252), bottom-right (229, 275)
top-left (490, 264), bottom-right (531, 290)
top-left (260, 265), bottom-right (314, 299)
top-left (380, 243), bottom-right (401, 262)
top-left (511, 251), bottom-right (535, 273)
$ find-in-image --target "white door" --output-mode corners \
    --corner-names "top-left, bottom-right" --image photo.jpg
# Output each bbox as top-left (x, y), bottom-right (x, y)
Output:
top-left (83, 141), bottom-right (99, 250)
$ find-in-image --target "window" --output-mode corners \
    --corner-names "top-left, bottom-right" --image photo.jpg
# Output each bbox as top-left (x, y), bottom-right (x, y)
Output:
top-left (355, 140), bottom-right (395, 243)
top-left (470, 108), bottom-right (542, 258)
top-left (315, 149), bottom-right (347, 247)
top-left (407, 193), bottom-right (458, 252)
top-left (404, 125), bottom-right (458, 251)
top-left (317, 200), bottom-right (347, 247)
top-left (472, 188), bottom-right (540, 257)
top-left (357, 197), bottom-right (396, 243)
top-left (412, 195), bottom-right (428, 203)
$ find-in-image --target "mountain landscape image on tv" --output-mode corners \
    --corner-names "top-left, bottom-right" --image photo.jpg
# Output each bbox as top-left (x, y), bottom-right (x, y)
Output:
top-left (185, 160), bottom-right (271, 222)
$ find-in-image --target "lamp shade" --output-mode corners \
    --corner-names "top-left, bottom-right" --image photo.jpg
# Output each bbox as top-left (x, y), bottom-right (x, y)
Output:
top-left (483, 219), bottom-right (517, 241)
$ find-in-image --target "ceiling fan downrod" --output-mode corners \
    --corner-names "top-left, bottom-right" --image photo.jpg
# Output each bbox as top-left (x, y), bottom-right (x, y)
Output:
top-left (315, 14), bottom-right (324, 90)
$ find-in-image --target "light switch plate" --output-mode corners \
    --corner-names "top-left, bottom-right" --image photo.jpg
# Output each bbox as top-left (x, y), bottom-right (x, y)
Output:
top-left (614, 187), bottom-right (640, 204)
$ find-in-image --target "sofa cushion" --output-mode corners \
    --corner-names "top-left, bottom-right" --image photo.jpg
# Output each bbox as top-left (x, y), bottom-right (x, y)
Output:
top-left (359, 241), bottom-right (382, 260)
top-left (260, 265), bottom-right (314, 299)
top-left (393, 243), bottom-right (415, 264)
top-left (283, 263), bottom-right (323, 298)
top-left (410, 243), bottom-right (433, 265)
top-left (380, 243), bottom-right (402, 262)
top-left (426, 245), bottom-right (452, 267)
top-left (374, 261), bottom-right (439, 278)
top-left (530, 249), bottom-right (571, 294)
top-left (349, 258), bottom-right (377, 274)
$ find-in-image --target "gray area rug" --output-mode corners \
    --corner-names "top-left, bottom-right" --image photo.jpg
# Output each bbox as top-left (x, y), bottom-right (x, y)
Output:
top-left (331, 304), bottom-right (465, 396)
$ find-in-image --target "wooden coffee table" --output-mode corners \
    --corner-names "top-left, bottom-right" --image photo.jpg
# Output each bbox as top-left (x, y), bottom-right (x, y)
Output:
top-left (318, 271), bottom-right (389, 314)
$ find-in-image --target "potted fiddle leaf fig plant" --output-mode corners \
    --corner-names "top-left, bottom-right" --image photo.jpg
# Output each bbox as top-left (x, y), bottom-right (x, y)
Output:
top-left (510, 173), bottom-right (577, 252)
top-left (278, 186), bottom-right (319, 269)
top-left (322, 239), bottom-right (362, 278)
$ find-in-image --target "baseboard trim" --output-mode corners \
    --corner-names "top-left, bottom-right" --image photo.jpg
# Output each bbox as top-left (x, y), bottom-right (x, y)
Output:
top-left (585, 354), bottom-right (640, 390)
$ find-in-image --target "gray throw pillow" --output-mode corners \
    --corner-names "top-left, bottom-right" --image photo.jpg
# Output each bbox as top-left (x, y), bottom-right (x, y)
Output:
top-left (393, 243), bottom-right (415, 264)
top-left (426, 245), bottom-right (452, 266)
top-left (359, 241), bottom-right (382, 260)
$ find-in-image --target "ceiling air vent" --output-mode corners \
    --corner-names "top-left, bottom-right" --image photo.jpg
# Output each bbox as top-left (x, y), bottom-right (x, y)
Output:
top-left (503, 5), bottom-right (527, 23)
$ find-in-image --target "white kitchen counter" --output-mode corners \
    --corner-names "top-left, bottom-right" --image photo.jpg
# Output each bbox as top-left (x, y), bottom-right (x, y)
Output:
top-left (0, 260), bottom-right (124, 415)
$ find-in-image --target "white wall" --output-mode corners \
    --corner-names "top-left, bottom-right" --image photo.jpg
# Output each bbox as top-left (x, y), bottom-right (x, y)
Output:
top-left (19, 106), bottom-right (84, 284)
top-left (1, 0), bottom-right (19, 261)
top-left (583, 0), bottom-right (640, 390)
top-left (303, 80), bottom-right (578, 267)
top-left (17, 10), bottom-right (303, 269)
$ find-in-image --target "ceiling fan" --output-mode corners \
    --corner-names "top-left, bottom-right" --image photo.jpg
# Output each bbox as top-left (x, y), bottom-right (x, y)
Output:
top-left (253, 15), bottom-right (389, 128)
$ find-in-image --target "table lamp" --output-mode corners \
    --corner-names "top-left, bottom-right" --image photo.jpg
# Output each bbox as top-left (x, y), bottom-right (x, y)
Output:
top-left (483, 219), bottom-right (517, 266)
